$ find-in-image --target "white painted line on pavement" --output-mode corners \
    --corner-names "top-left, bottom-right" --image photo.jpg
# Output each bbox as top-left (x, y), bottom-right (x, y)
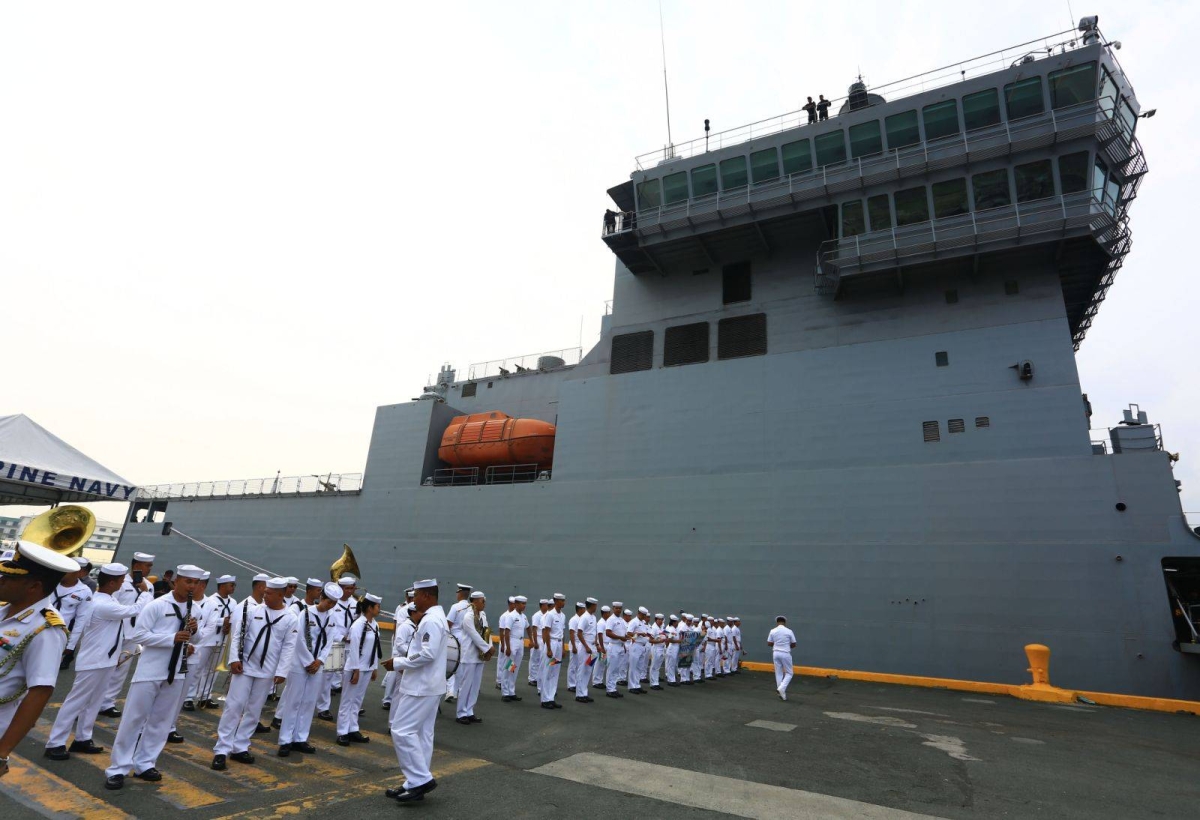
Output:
top-left (746, 719), bottom-right (796, 732)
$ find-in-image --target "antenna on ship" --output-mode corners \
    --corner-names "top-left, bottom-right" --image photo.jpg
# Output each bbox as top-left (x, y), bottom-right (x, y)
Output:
top-left (659, 0), bottom-right (674, 158)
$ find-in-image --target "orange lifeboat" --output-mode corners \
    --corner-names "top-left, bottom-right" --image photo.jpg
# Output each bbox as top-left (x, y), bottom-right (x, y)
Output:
top-left (438, 411), bottom-right (556, 470)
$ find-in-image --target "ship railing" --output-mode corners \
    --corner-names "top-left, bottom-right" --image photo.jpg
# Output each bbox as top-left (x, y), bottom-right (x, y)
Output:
top-left (628, 97), bottom-right (1127, 240)
top-left (484, 464), bottom-right (543, 485)
top-left (602, 210), bottom-right (635, 236)
top-left (136, 472), bottom-right (364, 500)
top-left (430, 467), bottom-right (479, 487)
top-left (815, 192), bottom-right (1122, 296)
top-left (427, 464), bottom-right (547, 488)
top-left (635, 27), bottom-right (1082, 168)
top-left (467, 347), bottom-right (582, 380)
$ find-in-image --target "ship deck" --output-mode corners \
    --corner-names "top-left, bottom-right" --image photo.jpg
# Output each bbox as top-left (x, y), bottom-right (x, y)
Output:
top-left (4, 651), bottom-right (1197, 819)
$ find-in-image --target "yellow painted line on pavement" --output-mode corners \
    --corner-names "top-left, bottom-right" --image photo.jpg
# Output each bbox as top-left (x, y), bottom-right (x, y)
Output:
top-left (0, 754), bottom-right (132, 820)
top-left (172, 713), bottom-right (357, 780)
top-left (210, 755), bottom-right (490, 820)
top-left (163, 737), bottom-right (293, 792)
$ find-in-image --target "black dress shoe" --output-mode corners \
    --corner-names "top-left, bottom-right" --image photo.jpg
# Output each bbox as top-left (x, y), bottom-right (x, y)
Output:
top-left (382, 701), bottom-right (391, 710)
top-left (99, 707), bottom-right (122, 718)
top-left (605, 691), bottom-right (624, 698)
top-left (271, 717), bottom-right (282, 729)
top-left (290, 742), bottom-right (316, 754)
top-left (182, 700), bottom-right (196, 712)
top-left (575, 697), bottom-right (591, 703)
top-left (166, 731), bottom-right (185, 744)
top-left (347, 731), bottom-right (370, 743)
top-left (278, 744), bottom-right (291, 757)
top-left (527, 681), bottom-right (537, 687)
top-left (396, 779), bottom-right (437, 802)
top-left (211, 754), bottom-right (227, 771)
top-left (567, 686), bottom-right (575, 692)
top-left (336, 735), bottom-right (351, 746)
top-left (331, 687), bottom-right (342, 697)
top-left (540, 702), bottom-right (556, 709)
top-left (316, 710), bottom-right (334, 721)
top-left (105, 774), bottom-right (125, 790)
top-left (455, 716), bottom-right (471, 724)
top-left (467, 715), bottom-right (482, 723)
top-left (254, 722), bottom-right (271, 734)
top-left (69, 739), bottom-right (104, 754)
top-left (501, 695), bottom-right (514, 702)
top-left (134, 767), bottom-right (162, 781)
top-left (200, 699), bottom-right (220, 709)
top-left (44, 746), bottom-right (70, 761)
top-left (510, 695), bottom-right (522, 702)
top-left (651, 685), bottom-right (664, 691)
top-left (230, 751), bottom-right (256, 765)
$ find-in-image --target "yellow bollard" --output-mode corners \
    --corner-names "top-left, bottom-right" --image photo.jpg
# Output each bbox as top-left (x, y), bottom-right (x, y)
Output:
top-left (1025, 644), bottom-right (1052, 686)
top-left (1014, 643), bottom-right (1077, 704)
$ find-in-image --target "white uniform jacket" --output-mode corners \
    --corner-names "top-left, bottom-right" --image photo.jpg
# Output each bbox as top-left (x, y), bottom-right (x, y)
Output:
top-left (460, 608), bottom-right (490, 664)
top-left (229, 601), bottom-right (298, 679)
top-left (395, 605), bottom-right (448, 696)
top-left (345, 615), bottom-right (382, 673)
top-left (75, 589), bottom-right (153, 672)
top-left (128, 594), bottom-right (216, 684)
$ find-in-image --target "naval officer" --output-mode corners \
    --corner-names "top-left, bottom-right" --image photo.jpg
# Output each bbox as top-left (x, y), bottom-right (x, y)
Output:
top-left (387, 578), bottom-right (448, 804)
top-left (105, 565), bottom-right (212, 790)
top-left (277, 582), bottom-right (341, 756)
top-left (337, 592), bottom-right (382, 744)
top-left (768, 615), bottom-right (798, 700)
top-left (0, 542), bottom-right (77, 778)
top-left (539, 593), bottom-right (567, 708)
top-left (99, 551), bottom-right (155, 717)
top-left (455, 590), bottom-right (492, 724)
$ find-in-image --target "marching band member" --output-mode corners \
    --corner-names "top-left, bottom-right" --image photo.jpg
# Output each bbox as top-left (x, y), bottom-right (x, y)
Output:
top-left (627, 609), bottom-right (649, 694)
top-left (211, 577), bottom-right (297, 771)
top-left (664, 614), bottom-right (681, 686)
top-left (382, 601), bottom-right (418, 710)
top-left (539, 593), bottom-right (566, 709)
top-left (604, 604), bottom-right (630, 698)
top-left (45, 563), bottom-right (153, 760)
top-left (336, 592), bottom-right (382, 745)
top-left (165, 572), bottom-right (210, 744)
top-left (277, 582), bottom-right (341, 756)
top-left (387, 579), bottom-right (447, 804)
top-left (444, 583), bottom-right (472, 702)
top-left (454, 591), bottom-right (492, 725)
top-left (730, 616), bottom-right (743, 672)
top-left (316, 575), bottom-right (358, 720)
top-left (104, 564), bottom-right (211, 791)
top-left (52, 557), bottom-right (92, 671)
top-left (243, 574), bottom-right (268, 607)
top-left (592, 605), bottom-right (611, 690)
top-left (527, 598), bottom-right (547, 690)
top-left (99, 551), bottom-right (155, 718)
top-left (186, 574), bottom-right (235, 711)
top-left (381, 587), bottom-right (415, 710)
top-left (574, 599), bottom-right (597, 703)
top-left (648, 613), bottom-right (667, 690)
top-left (0, 542), bottom-right (77, 778)
top-left (498, 596), bottom-right (526, 702)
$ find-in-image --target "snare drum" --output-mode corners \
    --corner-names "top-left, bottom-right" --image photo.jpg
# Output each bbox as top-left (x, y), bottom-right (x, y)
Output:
top-left (325, 640), bottom-right (347, 673)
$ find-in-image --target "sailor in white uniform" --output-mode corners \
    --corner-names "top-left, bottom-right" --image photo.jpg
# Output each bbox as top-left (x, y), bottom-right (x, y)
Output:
top-left (592, 605), bottom-right (612, 688)
top-left (664, 614), bottom-right (681, 686)
top-left (316, 575), bottom-right (358, 720)
top-left (186, 574), bottom-right (236, 711)
top-left (104, 564), bottom-right (213, 790)
top-left (573, 598), bottom-right (597, 703)
top-left (211, 577), bottom-right (297, 770)
top-left (381, 586), bottom-right (415, 710)
top-left (539, 593), bottom-right (567, 708)
top-left (387, 579), bottom-right (448, 804)
top-left (268, 577), bottom-right (325, 728)
top-left (99, 551), bottom-right (155, 717)
top-left (52, 556), bottom-right (92, 671)
top-left (498, 596), bottom-right (527, 701)
top-left (455, 590), bottom-right (492, 724)
top-left (528, 599), bottom-right (548, 689)
top-left (729, 617), bottom-right (743, 673)
top-left (444, 583), bottom-right (472, 701)
top-left (627, 609), bottom-right (649, 693)
top-left (277, 582), bottom-right (341, 756)
top-left (46, 563), bottom-right (153, 760)
top-left (382, 601), bottom-right (419, 711)
top-left (604, 605), bottom-right (630, 698)
top-left (768, 616), bottom-right (798, 700)
top-left (337, 592), bottom-right (382, 744)
top-left (495, 597), bottom-right (515, 691)
top-left (648, 613), bottom-right (667, 690)
top-left (0, 542), bottom-right (77, 778)
top-left (566, 602), bottom-right (584, 694)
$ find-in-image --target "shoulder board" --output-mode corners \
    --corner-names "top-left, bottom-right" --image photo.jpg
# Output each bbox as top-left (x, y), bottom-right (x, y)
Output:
top-left (41, 608), bottom-right (67, 630)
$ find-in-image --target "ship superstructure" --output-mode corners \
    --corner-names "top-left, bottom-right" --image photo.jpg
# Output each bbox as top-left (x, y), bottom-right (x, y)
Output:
top-left (119, 19), bottom-right (1200, 699)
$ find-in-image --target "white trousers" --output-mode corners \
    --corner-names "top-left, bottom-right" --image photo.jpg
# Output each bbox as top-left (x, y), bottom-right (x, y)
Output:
top-left (391, 693), bottom-right (439, 790)
top-left (649, 647), bottom-right (665, 687)
top-left (316, 668), bottom-right (338, 712)
top-left (705, 644), bottom-right (721, 678)
top-left (527, 644), bottom-right (541, 685)
top-left (214, 674), bottom-right (273, 755)
top-left (101, 642), bottom-right (137, 709)
top-left (539, 640), bottom-right (563, 703)
top-left (105, 677), bottom-right (189, 777)
top-left (774, 653), bottom-right (794, 694)
top-left (455, 662), bottom-right (483, 719)
top-left (278, 668), bottom-right (323, 745)
top-left (381, 670), bottom-right (395, 704)
top-left (574, 650), bottom-right (591, 696)
top-left (605, 646), bottom-right (627, 693)
top-left (665, 647), bottom-right (678, 683)
top-left (48, 667), bottom-right (115, 747)
top-left (337, 669), bottom-right (373, 735)
top-left (627, 645), bottom-right (646, 690)
top-left (592, 650), bottom-right (607, 685)
top-left (500, 647), bottom-right (524, 696)
top-left (566, 645), bottom-right (577, 689)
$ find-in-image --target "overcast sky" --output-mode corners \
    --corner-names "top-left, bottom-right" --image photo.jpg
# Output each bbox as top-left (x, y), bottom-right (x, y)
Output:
top-left (2, 1), bottom-right (1197, 525)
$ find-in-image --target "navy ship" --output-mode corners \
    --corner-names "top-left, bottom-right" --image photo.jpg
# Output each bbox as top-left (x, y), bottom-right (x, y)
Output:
top-left (119, 17), bottom-right (1200, 700)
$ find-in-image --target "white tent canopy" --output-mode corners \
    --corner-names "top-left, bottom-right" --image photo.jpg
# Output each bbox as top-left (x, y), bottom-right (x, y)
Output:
top-left (0, 414), bottom-right (137, 506)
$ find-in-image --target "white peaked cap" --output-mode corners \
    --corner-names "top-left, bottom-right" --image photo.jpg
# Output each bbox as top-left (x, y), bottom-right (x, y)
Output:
top-left (266, 577), bottom-right (288, 589)
top-left (413, 578), bottom-right (437, 589)
top-left (253, 573), bottom-right (270, 583)
top-left (306, 578), bottom-right (323, 587)
top-left (338, 575), bottom-right (358, 586)
top-left (176, 564), bottom-right (206, 580)
top-left (132, 552), bottom-right (155, 562)
top-left (470, 591), bottom-right (485, 600)
top-left (515, 595), bottom-right (528, 603)
top-left (100, 562), bottom-right (128, 577)
top-left (363, 593), bottom-right (382, 604)
top-left (456, 583), bottom-right (472, 591)
top-left (322, 582), bottom-right (342, 599)
top-left (0, 550), bottom-right (13, 562)
top-left (217, 575), bottom-right (236, 584)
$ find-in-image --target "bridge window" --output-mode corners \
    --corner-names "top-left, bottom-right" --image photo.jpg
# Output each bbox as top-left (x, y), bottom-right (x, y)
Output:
top-left (692, 163), bottom-right (718, 197)
top-left (932, 178), bottom-right (969, 218)
top-left (664, 322), bottom-right (710, 367)
top-left (922, 99), bottom-right (960, 140)
top-left (841, 200), bottom-right (865, 237)
top-left (663, 171), bottom-right (689, 205)
top-left (849, 120), bottom-right (882, 159)
top-left (720, 156), bottom-right (748, 189)
top-left (894, 186), bottom-right (930, 226)
top-left (963, 88), bottom-right (1001, 131)
top-left (1004, 76), bottom-right (1045, 120)
top-left (1058, 151), bottom-right (1090, 194)
top-left (751, 147), bottom-right (780, 183)
top-left (868, 194), bottom-right (892, 231)
top-left (610, 331), bottom-right (654, 374)
top-left (781, 139), bottom-right (813, 175)
top-left (1093, 156), bottom-right (1121, 212)
top-left (636, 178), bottom-right (661, 211)
top-left (1049, 62), bottom-right (1097, 109)
top-left (1117, 97), bottom-right (1137, 141)
top-left (1015, 159), bottom-right (1055, 203)
top-left (815, 131), bottom-right (847, 167)
top-left (722, 261), bottom-right (752, 304)
top-left (885, 110), bottom-right (920, 151)
top-left (972, 169), bottom-right (1011, 210)
top-left (1098, 65), bottom-right (1118, 117)
top-left (717, 313), bottom-right (768, 360)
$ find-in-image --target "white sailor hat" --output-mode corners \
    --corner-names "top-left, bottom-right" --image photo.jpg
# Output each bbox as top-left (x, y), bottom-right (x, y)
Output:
top-left (132, 552), bottom-right (155, 563)
top-left (405, 587), bottom-right (415, 597)
top-left (585, 597), bottom-right (598, 604)
top-left (338, 575), bottom-right (358, 586)
top-left (508, 596), bottom-right (515, 603)
top-left (622, 608), bottom-right (634, 617)
top-left (413, 578), bottom-right (437, 589)
top-left (74, 556), bottom-right (91, 568)
top-left (539, 598), bottom-right (550, 605)
top-left (612, 601), bottom-right (624, 608)
top-left (285, 576), bottom-right (299, 586)
top-left (456, 583), bottom-right (472, 591)
top-left (217, 574), bottom-right (236, 584)
top-left (637, 606), bottom-right (649, 615)
top-left (253, 573), bottom-right (270, 583)
top-left (100, 562), bottom-right (128, 577)
top-left (200, 571), bottom-right (211, 581)
top-left (669, 614), bottom-right (679, 622)
top-left (575, 601), bottom-right (585, 609)
top-left (654, 613), bottom-right (664, 619)
top-left (701, 612), bottom-right (710, 618)
top-left (515, 595), bottom-right (528, 603)
top-left (552, 592), bottom-right (565, 601)
top-left (470, 590), bottom-right (485, 600)
top-left (266, 577), bottom-right (288, 589)
top-left (601, 605), bottom-right (612, 613)
top-left (176, 564), bottom-right (206, 580)
top-left (322, 582), bottom-right (342, 599)
top-left (363, 592), bottom-right (382, 605)
top-left (306, 577), bottom-right (323, 587)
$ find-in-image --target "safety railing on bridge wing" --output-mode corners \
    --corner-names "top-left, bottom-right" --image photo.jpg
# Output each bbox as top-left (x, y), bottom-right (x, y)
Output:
top-left (467, 348), bottom-right (582, 380)
top-left (137, 472), bottom-right (364, 500)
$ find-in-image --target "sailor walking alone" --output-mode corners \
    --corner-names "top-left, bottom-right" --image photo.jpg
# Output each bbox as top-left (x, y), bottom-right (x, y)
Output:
top-left (768, 616), bottom-right (798, 700)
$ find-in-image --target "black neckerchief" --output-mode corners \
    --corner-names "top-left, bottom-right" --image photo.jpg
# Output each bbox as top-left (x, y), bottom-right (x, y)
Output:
top-left (247, 607), bottom-right (287, 666)
top-left (313, 610), bottom-right (329, 656)
top-left (166, 599), bottom-right (191, 683)
top-left (358, 619), bottom-right (380, 662)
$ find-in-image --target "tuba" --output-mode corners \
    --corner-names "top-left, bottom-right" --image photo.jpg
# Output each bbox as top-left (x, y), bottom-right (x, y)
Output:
top-left (21, 505), bottom-right (96, 556)
top-left (330, 544), bottom-right (361, 584)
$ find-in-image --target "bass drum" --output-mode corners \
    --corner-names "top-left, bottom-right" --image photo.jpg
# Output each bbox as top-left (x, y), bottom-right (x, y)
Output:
top-left (325, 640), bottom-right (347, 673)
top-left (445, 634), bottom-right (461, 680)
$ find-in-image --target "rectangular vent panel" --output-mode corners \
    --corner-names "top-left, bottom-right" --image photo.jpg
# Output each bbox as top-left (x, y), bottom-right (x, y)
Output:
top-left (610, 330), bottom-right (654, 374)
top-left (975, 416), bottom-right (990, 428)
top-left (664, 322), bottom-right (710, 367)
top-left (717, 313), bottom-right (767, 360)
top-left (461, 382), bottom-right (477, 398)
top-left (948, 418), bottom-right (966, 434)
top-left (923, 421), bottom-right (941, 442)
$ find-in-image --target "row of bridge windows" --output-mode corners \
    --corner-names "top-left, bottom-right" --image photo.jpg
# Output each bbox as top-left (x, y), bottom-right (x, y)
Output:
top-left (637, 61), bottom-right (1130, 212)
